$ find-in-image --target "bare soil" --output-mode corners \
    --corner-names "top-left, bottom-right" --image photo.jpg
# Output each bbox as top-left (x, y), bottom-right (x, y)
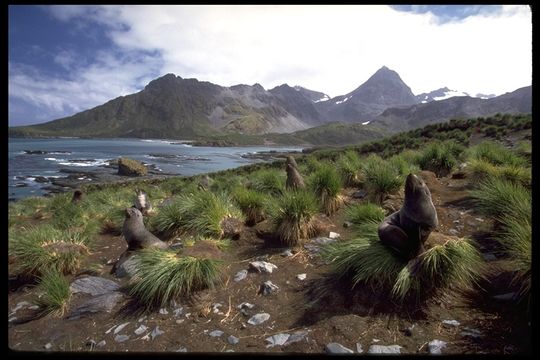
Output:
top-left (8, 171), bottom-right (531, 354)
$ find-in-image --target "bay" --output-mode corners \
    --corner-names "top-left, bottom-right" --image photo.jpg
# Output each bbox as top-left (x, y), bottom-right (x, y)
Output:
top-left (8, 138), bottom-right (302, 201)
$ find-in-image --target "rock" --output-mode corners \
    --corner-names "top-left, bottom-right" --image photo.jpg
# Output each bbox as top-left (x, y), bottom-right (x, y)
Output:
top-left (114, 322), bottom-right (130, 334)
top-left (35, 176), bottom-right (49, 183)
top-left (114, 335), bottom-right (130, 343)
top-left (237, 302), bottom-right (255, 312)
top-left (442, 320), bottom-right (460, 327)
top-left (449, 228), bottom-right (459, 235)
top-left (97, 340), bottom-right (106, 347)
top-left (259, 281), bottom-right (279, 296)
top-left (428, 339), bottom-right (447, 354)
top-left (356, 343), bottom-right (363, 353)
top-left (234, 270), bottom-right (248, 282)
top-left (329, 232), bottom-right (340, 239)
top-left (117, 157), bottom-right (147, 176)
top-left (325, 343), bottom-right (354, 354)
top-left (70, 276), bottom-right (120, 296)
top-left (151, 326), bottom-right (164, 340)
top-left (209, 330), bottom-right (224, 337)
top-left (367, 345), bottom-right (402, 354)
top-left (266, 333), bottom-right (290, 348)
top-left (134, 325), bottom-right (148, 335)
top-left (228, 335), bottom-right (239, 345)
top-left (247, 313), bottom-right (270, 325)
top-left (461, 327), bottom-right (482, 339)
top-left (493, 292), bottom-right (517, 301)
top-left (212, 303), bottom-right (223, 314)
top-left (311, 237), bottom-right (337, 246)
top-left (176, 347), bottom-right (188, 352)
top-left (284, 331), bottom-right (309, 346)
top-left (281, 249), bottom-right (294, 257)
top-left (68, 292), bottom-right (124, 319)
top-left (44, 343), bottom-right (52, 350)
top-left (296, 273), bottom-right (307, 281)
top-left (173, 307), bottom-right (184, 317)
top-left (249, 261), bottom-right (278, 274)
top-left (28, 305), bottom-right (40, 310)
top-left (343, 221), bottom-right (353, 228)
top-left (105, 325), bottom-right (117, 334)
top-left (159, 308), bottom-right (169, 315)
top-left (10, 301), bottom-right (31, 314)
top-left (220, 217), bottom-right (243, 239)
top-left (113, 255), bottom-right (139, 279)
top-left (352, 190), bottom-right (368, 199)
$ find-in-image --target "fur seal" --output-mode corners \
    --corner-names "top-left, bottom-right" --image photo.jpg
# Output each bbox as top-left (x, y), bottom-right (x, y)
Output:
top-left (197, 174), bottom-right (213, 191)
top-left (122, 207), bottom-right (168, 250)
top-left (134, 189), bottom-right (152, 215)
top-left (286, 155), bottom-right (299, 170)
top-left (71, 189), bottom-right (84, 203)
top-left (286, 163), bottom-right (305, 190)
top-left (378, 173), bottom-right (438, 260)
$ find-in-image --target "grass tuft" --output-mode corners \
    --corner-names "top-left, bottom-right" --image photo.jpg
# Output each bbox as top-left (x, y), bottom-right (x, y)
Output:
top-left (308, 163), bottom-right (343, 215)
top-left (360, 154), bottom-right (403, 204)
top-left (345, 203), bottom-right (386, 227)
top-left (250, 169), bottom-right (285, 197)
top-left (33, 268), bottom-right (71, 317)
top-left (232, 187), bottom-right (266, 225)
top-left (416, 141), bottom-right (464, 177)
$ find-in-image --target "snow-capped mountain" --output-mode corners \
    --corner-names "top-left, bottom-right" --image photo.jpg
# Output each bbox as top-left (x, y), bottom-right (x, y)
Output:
top-left (416, 87), bottom-right (497, 103)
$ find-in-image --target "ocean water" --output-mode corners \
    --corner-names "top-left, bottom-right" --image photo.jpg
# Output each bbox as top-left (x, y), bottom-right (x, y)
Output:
top-left (8, 138), bottom-right (302, 201)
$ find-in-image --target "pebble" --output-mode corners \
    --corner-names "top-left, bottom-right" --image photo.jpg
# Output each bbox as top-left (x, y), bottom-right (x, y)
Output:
top-left (134, 325), bottom-right (148, 335)
top-left (28, 305), bottom-right (40, 310)
top-left (234, 270), bottom-right (248, 282)
top-left (44, 343), bottom-right (52, 350)
top-left (428, 339), bottom-right (447, 354)
top-left (259, 281), bottom-right (280, 296)
top-left (228, 335), bottom-right (239, 345)
top-left (237, 302), bottom-right (255, 310)
top-left (209, 330), bottom-right (224, 337)
top-left (367, 345), bottom-right (402, 354)
top-left (11, 301), bottom-right (31, 314)
top-left (281, 249), bottom-right (293, 257)
top-left (356, 343), bottom-right (363, 353)
top-left (325, 342), bottom-right (354, 354)
top-left (105, 325), bottom-right (117, 334)
top-left (461, 327), bottom-right (482, 339)
top-left (442, 320), bottom-right (460, 327)
top-left (114, 322), bottom-right (130, 334)
top-left (329, 232), bottom-right (340, 239)
top-left (173, 307), bottom-right (184, 317)
top-left (114, 335), bottom-right (130, 343)
top-left (159, 308), bottom-right (169, 315)
top-left (249, 261), bottom-right (278, 274)
top-left (247, 313), bottom-right (270, 325)
top-left (266, 333), bottom-right (290, 348)
top-left (449, 228), bottom-right (459, 235)
top-left (285, 331), bottom-right (309, 346)
top-left (343, 221), bottom-right (353, 228)
top-left (176, 319), bottom-right (185, 324)
top-left (97, 340), bottom-right (106, 347)
top-left (296, 273), bottom-right (307, 281)
top-left (150, 326), bottom-right (164, 340)
top-left (176, 347), bottom-right (188, 352)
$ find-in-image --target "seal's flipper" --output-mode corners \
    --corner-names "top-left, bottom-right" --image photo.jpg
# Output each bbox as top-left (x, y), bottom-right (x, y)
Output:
top-left (378, 223), bottom-right (410, 258)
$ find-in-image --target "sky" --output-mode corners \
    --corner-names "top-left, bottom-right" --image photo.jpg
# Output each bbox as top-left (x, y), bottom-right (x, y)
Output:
top-left (8, 5), bottom-right (532, 126)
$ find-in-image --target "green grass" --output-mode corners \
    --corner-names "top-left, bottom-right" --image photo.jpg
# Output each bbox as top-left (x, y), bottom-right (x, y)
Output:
top-left (467, 140), bottom-right (528, 168)
top-left (337, 151), bottom-right (362, 187)
top-left (467, 158), bottom-right (531, 186)
top-left (250, 169), bottom-right (285, 197)
top-left (33, 269), bottom-right (71, 317)
top-left (345, 203), bottom-right (386, 227)
top-left (308, 163), bottom-right (343, 215)
top-left (416, 141), bottom-right (464, 177)
top-left (360, 154), bottom-right (403, 204)
top-left (469, 178), bottom-right (531, 220)
top-left (268, 190), bottom-right (319, 246)
top-left (151, 191), bottom-right (243, 238)
top-left (387, 152), bottom-right (421, 177)
top-left (232, 187), bottom-right (267, 225)
top-left (10, 224), bottom-right (91, 276)
top-left (128, 249), bottom-right (223, 310)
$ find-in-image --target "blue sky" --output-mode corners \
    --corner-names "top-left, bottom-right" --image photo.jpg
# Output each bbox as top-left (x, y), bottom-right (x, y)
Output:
top-left (8, 5), bottom-right (532, 126)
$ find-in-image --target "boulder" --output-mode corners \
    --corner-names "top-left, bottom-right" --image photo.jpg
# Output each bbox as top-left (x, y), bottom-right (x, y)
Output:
top-left (117, 157), bottom-right (147, 176)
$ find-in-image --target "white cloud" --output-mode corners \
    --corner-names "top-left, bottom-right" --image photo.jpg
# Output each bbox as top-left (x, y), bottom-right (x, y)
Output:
top-left (11, 5), bottom-right (532, 124)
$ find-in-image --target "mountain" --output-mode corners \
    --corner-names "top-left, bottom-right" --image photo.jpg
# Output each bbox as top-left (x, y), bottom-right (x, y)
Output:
top-left (293, 86), bottom-right (331, 103)
top-left (317, 66), bottom-right (419, 123)
top-left (269, 84), bottom-right (326, 126)
top-left (372, 86), bottom-right (532, 133)
top-left (415, 87), bottom-right (497, 103)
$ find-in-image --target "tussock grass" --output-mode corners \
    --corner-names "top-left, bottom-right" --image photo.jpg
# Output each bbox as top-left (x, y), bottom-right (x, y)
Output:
top-left (232, 187), bottom-right (266, 225)
top-left (469, 178), bottom-right (531, 220)
top-left (10, 224), bottom-right (91, 276)
top-left (468, 158), bottom-right (531, 186)
top-left (128, 249), bottom-right (223, 310)
top-left (9, 196), bottom-right (50, 223)
top-left (268, 190), bottom-right (319, 246)
top-left (152, 191), bottom-right (243, 238)
top-left (322, 221), bottom-right (484, 301)
top-left (337, 151), bottom-right (362, 187)
top-left (416, 141), bottom-right (464, 177)
top-left (250, 169), bottom-right (285, 197)
top-left (308, 164), bottom-right (343, 215)
top-left (388, 152), bottom-right (421, 177)
top-left (360, 154), bottom-right (403, 204)
top-left (467, 140), bottom-right (528, 167)
top-left (33, 269), bottom-right (71, 317)
top-left (346, 203), bottom-right (386, 226)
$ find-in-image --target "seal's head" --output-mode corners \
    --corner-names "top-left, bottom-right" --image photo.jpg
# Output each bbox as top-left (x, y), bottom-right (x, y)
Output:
top-left (125, 207), bottom-right (143, 220)
top-left (405, 173), bottom-right (431, 200)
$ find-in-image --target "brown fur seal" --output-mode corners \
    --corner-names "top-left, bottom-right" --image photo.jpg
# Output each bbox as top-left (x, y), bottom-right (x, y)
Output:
top-left (134, 189), bottom-right (152, 215)
top-left (71, 189), bottom-right (84, 203)
top-left (286, 163), bottom-right (305, 190)
top-left (286, 155), bottom-right (299, 170)
top-left (197, 174), bottom-right (213, 191)
top-left (122, 207), bottom-right (168, 250)
top-left (378, 173), bottom-right (438, 260)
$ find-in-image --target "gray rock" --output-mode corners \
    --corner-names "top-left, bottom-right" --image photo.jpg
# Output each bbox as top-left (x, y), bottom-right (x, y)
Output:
top-left (234, 269), bottom-right (248, 282)
top-left (367, 345), bottom-right (402, 354)
top-left (343, 221), bottom-right (353, 228)
top-left (44, 343), bottom-right (52, 350)
top-left (352, 190), bottom-right (367, 199)
top-left (461, 327), bottom-right (482, 339)
top-left (247, 313), bottom-right (270, 325)
top-left (114, 256), bottom-right (139, 278)
top-left (228, 335), bottom-right (239, 345)
top-left (428, 339), bottom-right (447, 354)
top-left (249, 261), bottom-right (278, 274)
top-left (237, 302), bottom-right (255, 310)
top-left (70, 276), bottom-right (120, 296)
top-left (311, 237), bottom-right (337, 246)
top-left (285, 331), bottom-right (309, 346)
top-left (96, 340), bottom-right (106, 347)
top-left (281, 249), bottom-right (294, 257)
top-left (296, 273), bottom-right (307, 281)
top-left (329, 232), bottom-right (340, 239)
top-left (212, 303), bottom-right (223, 314)
top-left (325, 342), bottom-right (354, 354)
top-left (68, 292), bottom-right (124, 319)
top-left (114, 322), bottom-right (130, 334)
top-left (173, 307), bottom-right (184, 317)
top-left (209, 330), bottom-right (224, 337)
top-left (134, 325), bottom-right (148, 335)
top-left (259, 281), bottom-right (279, 296)
top-left (11, 301), bottom-right (31, 314)
top-left (266, 333), bottom-right (290, 348)
top-left (150, 326), bottom-right (164, 340)
top-left (493, 292), bottom-right (517, 301)
top-left (114, 335), bottom-right (130, 343)
top-left (442, 320), bottom-right (460, 327)
top-left (449, 228), bottom-right (459, 235)
top-left (356, 343), bottom-right (363, 353)
top-left (159, 308), bottom-right (169, 315)
top-left (176, 347), bottom-right (188, 352)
